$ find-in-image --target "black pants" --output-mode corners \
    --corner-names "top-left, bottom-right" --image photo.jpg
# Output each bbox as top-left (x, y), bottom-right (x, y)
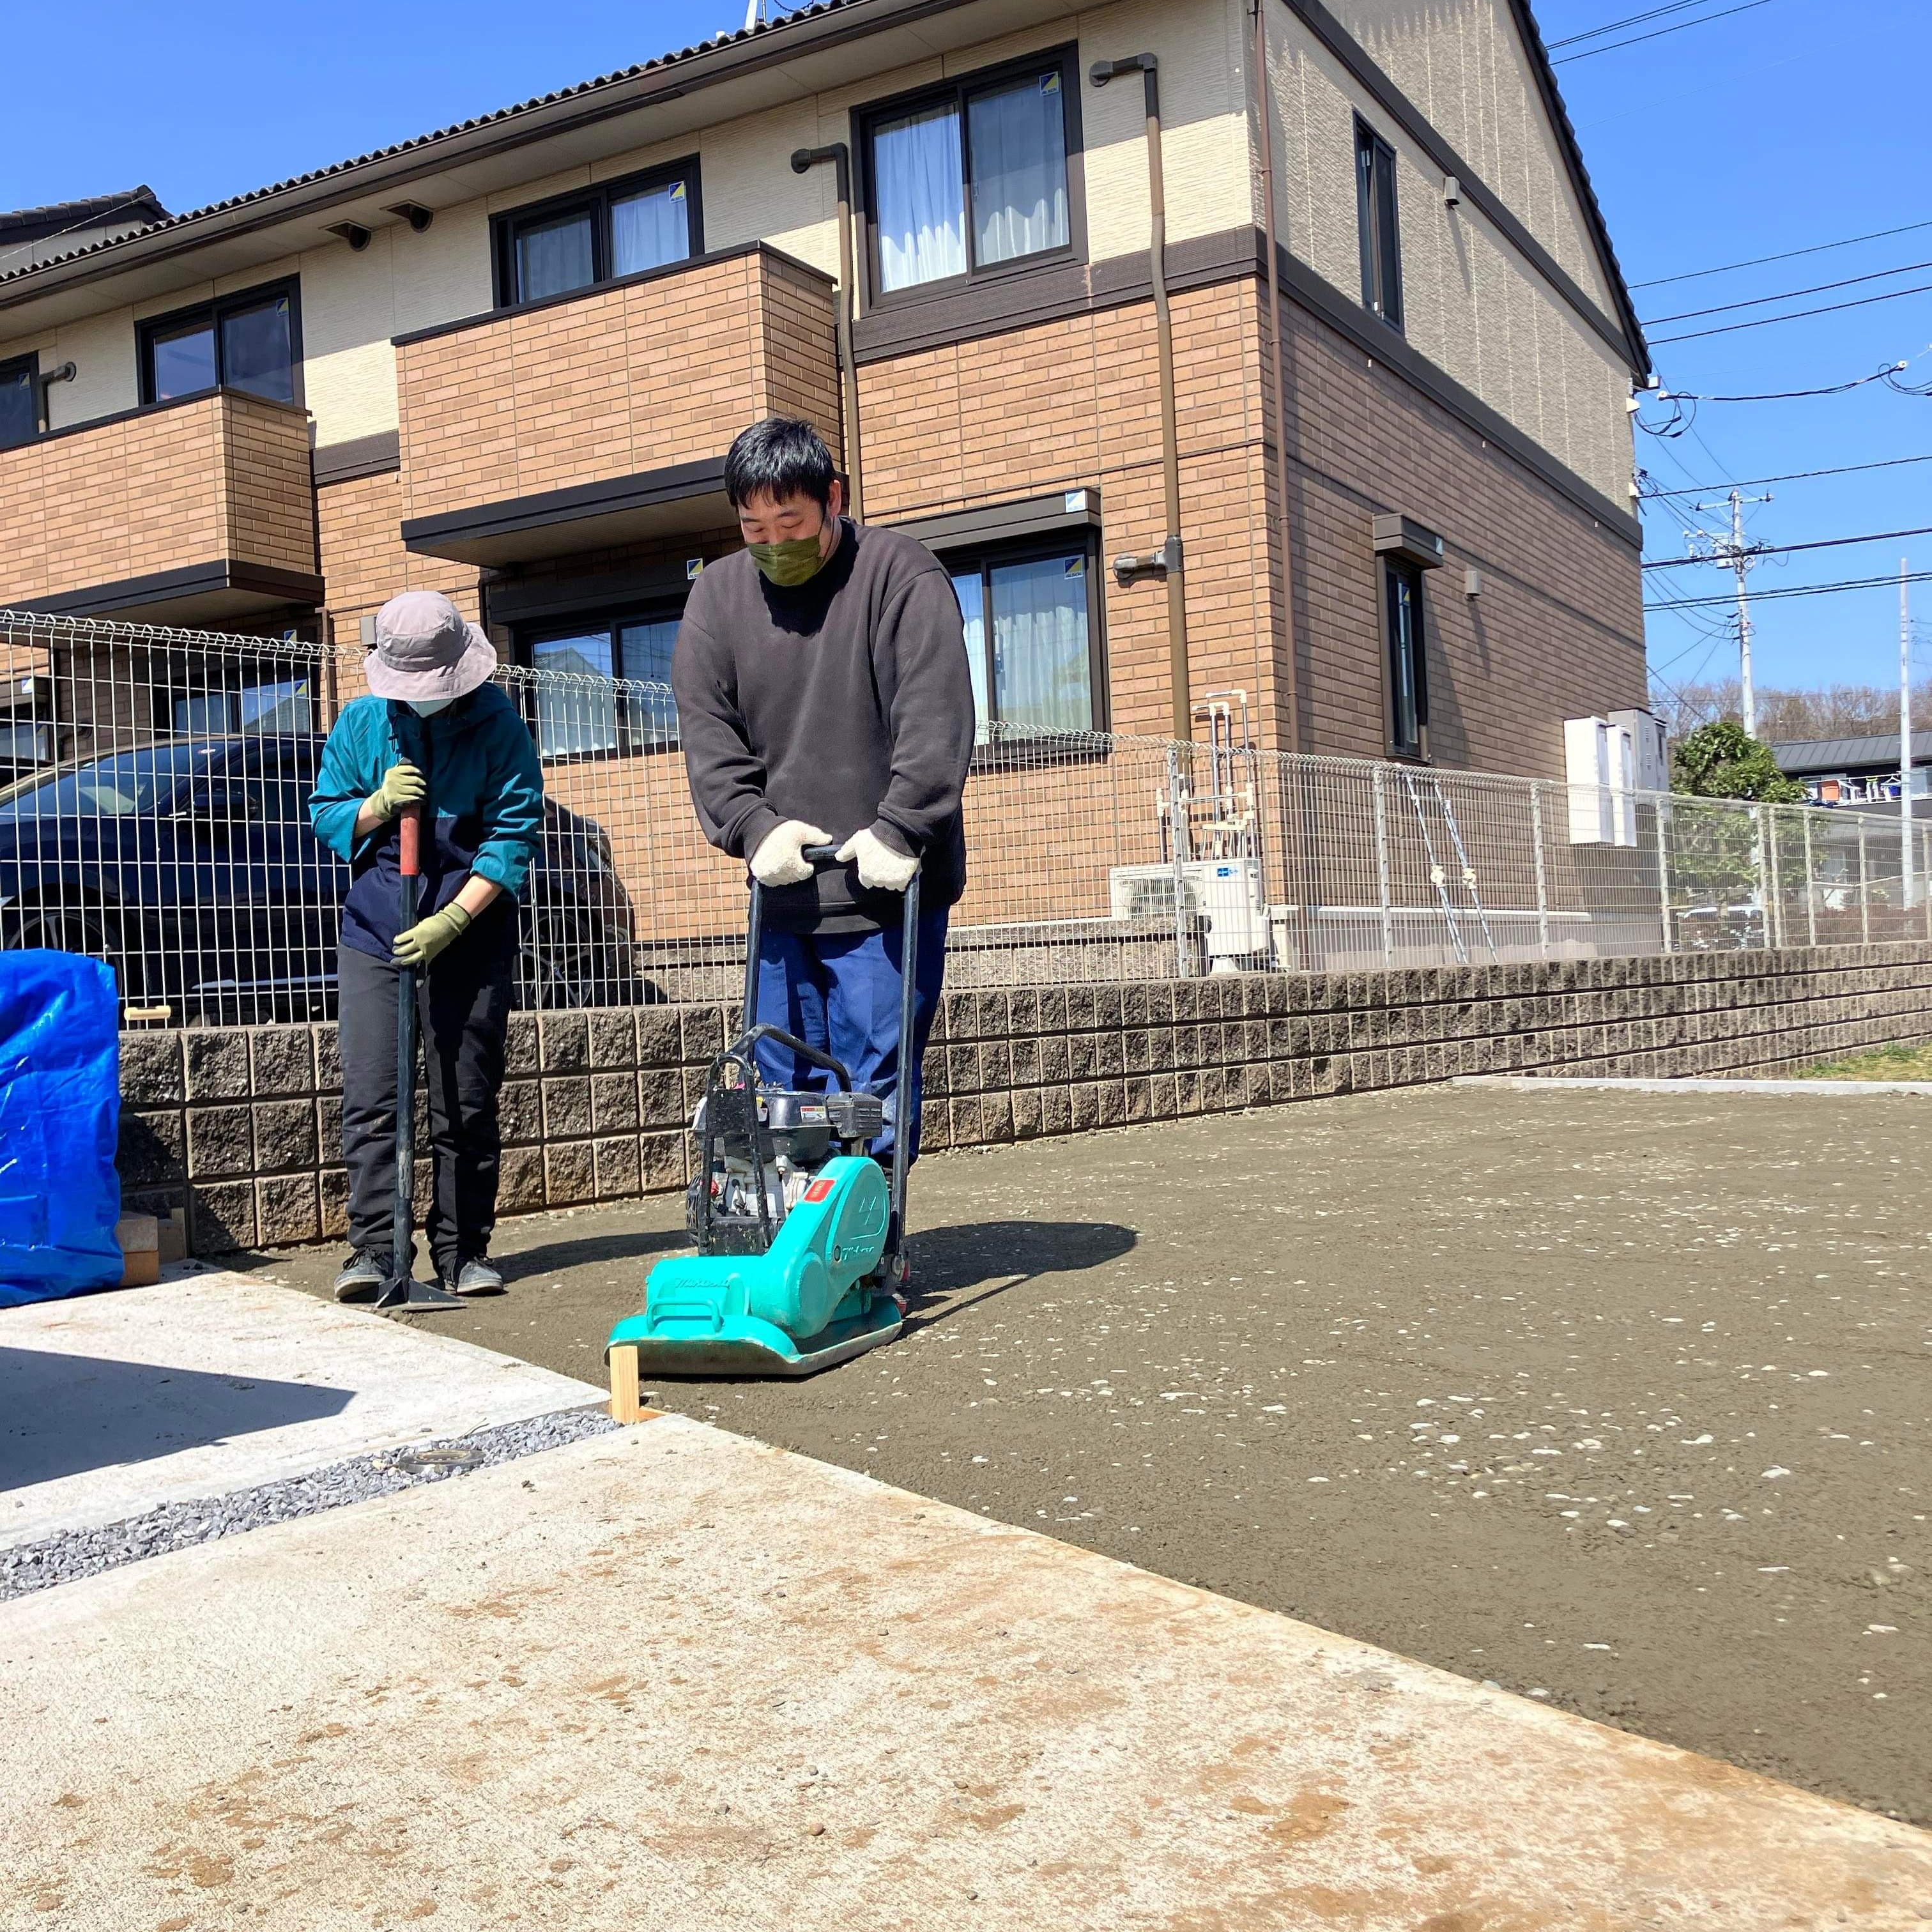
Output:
top-left (337, 930), bottom-right (512, 1274)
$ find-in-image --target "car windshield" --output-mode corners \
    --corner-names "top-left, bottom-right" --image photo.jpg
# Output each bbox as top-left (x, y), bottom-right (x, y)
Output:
top-left (0, 742), bottom-right (236, 824)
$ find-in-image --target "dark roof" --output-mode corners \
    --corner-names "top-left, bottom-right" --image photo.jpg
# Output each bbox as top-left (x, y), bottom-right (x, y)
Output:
top-left (0, 187), bottom-right (170, 247)
top-left (0, 0), bottom-right (869, 291)
top-left (1508, 1), bottom-right (1648, 374)
top-left (1772, 731), bottom-right (1932, 774)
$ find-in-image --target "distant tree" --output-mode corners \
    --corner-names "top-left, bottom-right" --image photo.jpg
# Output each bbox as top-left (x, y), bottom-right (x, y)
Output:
top-left (1671, 719), bottom-right (1806, 802)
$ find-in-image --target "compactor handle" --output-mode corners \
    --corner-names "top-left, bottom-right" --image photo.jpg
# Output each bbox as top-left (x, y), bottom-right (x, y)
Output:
top-left (801, 842), bottom-right (841, 866)
top-left (399, 801), bottom-right (423, 879)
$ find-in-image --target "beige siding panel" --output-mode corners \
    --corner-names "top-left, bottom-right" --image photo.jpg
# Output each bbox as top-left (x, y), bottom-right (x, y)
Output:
top-left (43, 309), bottom-right (139, 427)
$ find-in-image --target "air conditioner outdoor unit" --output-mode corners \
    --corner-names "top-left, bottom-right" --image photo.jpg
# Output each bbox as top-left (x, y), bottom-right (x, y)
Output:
top-left (1109, 858), bottom-right (1268, 968)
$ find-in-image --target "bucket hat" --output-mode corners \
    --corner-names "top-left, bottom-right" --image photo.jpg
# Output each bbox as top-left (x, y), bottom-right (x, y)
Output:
top-left (365, 590), bottom-right (497, 702)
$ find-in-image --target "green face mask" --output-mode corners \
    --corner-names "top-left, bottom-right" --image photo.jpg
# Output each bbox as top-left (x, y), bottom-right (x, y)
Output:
top-left (747, 532), bottom-right (830, 588)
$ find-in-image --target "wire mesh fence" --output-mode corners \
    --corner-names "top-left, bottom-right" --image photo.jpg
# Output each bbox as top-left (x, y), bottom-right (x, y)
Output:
top-left (1, 605), bottom-right (1927, 1029)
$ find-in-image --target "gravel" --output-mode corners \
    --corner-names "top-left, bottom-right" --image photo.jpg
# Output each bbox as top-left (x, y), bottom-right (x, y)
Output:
top-left (0, 1404), bottom-right (618, 1604)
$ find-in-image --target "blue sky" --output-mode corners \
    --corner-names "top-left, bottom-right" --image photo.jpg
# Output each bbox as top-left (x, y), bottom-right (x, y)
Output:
top-left (6, 0), bottom-right (1926, 696)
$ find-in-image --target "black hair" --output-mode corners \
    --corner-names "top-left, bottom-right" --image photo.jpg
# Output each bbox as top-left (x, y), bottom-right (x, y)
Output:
top-left (723, 416), bottom-right (836, 510)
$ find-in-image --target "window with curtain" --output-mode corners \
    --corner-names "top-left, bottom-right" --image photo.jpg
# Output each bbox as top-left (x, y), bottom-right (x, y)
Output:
top-left (498, 164), bottom-right (699, 306)
top-left (866, 56), bottom-right (1073, 297)
top-left (1384, 557), bottom-right (1427, 756)
top-left (1355, 118), bottom-right (1404, 332)
top-left (947, 542), bottom-right (1100, 742)
top-left (0, 356), bottom-right (37, 448)
top-left (140, 284), bottom-right (298, 405)
top-left (524, 613), bottom-right (684, 759)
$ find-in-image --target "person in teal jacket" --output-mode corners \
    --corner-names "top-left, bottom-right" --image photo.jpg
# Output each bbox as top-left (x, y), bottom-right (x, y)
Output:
top-left (309, 590), bottom-right (544, 1301)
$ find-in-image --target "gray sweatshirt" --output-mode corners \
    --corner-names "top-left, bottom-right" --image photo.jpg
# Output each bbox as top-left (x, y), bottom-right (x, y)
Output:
top-left (671, 518), bottom-right (975, 933)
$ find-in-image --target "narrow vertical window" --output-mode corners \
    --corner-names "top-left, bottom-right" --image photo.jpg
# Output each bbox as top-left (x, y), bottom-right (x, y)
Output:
top-left (1384, 556), bottom-right (1427, 756)
top-left (1355, 119), bottom-right (1403, 332)
top-left (0, 356), bottom-right (38, 448)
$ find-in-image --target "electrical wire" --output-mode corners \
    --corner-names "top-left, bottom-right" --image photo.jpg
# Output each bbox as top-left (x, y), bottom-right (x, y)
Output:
top-left (1641, 257), bottom-right (1932, 328)
top-left (1650, 279), bottom-right (1932, 344)
top-left (1552, 0), bottom-right (1774, 63)
top-left (1641, 453), bottom-right (1932, 496)
top-left (1631, 219), bottom-right (1932, 292)
top-left (1643, 525), bottom-right (1932, 569)
top-left (1647, 569), bottom-right (1932, 612)
top-left (1547, 0), bottom-right (1719, 47)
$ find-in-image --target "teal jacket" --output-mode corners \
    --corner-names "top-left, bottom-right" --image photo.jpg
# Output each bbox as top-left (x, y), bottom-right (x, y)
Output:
top-left (309, 684), bottom-right (544, 960)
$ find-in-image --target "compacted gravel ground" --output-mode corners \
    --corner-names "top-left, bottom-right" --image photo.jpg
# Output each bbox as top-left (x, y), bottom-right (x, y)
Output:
top-left (249, 1080), bottom-right (1930, 1825)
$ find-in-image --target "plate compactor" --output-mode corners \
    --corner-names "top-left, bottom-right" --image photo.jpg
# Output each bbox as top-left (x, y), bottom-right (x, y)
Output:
top-left (606, 847), bottom-right (917, 1386)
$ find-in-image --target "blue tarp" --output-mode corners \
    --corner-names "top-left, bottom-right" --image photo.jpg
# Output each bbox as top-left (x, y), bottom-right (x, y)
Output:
top-left (0, 952), bottom-right (123, 1306)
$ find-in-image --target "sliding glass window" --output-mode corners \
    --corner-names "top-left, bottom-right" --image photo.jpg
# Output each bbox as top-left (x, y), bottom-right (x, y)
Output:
top-left (495, 163), bottom-right (701, 307)
top-left (947, 540), bottom-right (1103, 744)
top-left (523, 615), bottom-right (681, 760)
top-left (139, 282), bottom-right (300, 405)
top-left (864, 52), bottom-right (1076, 298)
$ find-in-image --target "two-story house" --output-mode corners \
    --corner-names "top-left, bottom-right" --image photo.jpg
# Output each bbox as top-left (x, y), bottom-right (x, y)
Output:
top-left (0, 0), bottom-right (1650, 790)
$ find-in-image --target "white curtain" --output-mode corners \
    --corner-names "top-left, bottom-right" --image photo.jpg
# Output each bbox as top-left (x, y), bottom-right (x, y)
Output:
top-left (968, 73), bottom-right (1069, 267)
top-left (612, 181), bottom-right (690, 276)
top-left (518, 213), bottom-right (595, 301)
top-left (989, 555), bottom-right (1091, 733)
top-left (532, 635), bottom-right (617, 757)
top-left (875, 102), bottom-right (966, 291)
top-left (619, 618), bottom-right (681, 749)
top-left (950, 571), bottom-right (992, 744)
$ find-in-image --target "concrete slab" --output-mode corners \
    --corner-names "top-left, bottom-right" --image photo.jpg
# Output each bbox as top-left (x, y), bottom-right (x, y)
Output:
top-left (1460, 1075), bottom-right (1932, 1095)
top-left (4, 1420), bottom-right (1926, 1929)
top-left (0, 1271), bottom-right (600, 1551)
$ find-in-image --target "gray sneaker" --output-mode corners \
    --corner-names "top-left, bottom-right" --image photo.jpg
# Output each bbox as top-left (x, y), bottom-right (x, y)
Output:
top-left (333, 1248), bottom-right (389, 1302)
top-left (444, 1256), bottom-right (505, 1296)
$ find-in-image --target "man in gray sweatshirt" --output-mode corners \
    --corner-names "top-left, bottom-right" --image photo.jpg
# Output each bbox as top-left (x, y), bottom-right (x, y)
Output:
top-left (672, 417), bottom-right (976, 1292)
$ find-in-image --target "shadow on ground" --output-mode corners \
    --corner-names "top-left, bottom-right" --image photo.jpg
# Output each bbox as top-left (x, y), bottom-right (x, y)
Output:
top-left (0, 1347), bottom-right (352, 1490)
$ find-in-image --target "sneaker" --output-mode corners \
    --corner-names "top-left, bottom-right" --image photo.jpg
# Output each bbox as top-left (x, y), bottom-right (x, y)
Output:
top-left (334, 1248), bottom-right (390, 1302)
top-left (443, 1255), bottom-right (505, 1296)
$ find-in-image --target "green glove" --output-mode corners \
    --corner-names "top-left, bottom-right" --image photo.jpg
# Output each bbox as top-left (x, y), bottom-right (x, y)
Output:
top-left (365, 760), bottom-right (427, 822)
top-left (392, 901), bottom-right (471, 969)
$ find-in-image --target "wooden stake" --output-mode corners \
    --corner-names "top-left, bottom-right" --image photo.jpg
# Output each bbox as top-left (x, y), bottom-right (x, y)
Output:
top-left (609, 1344), bottom-right (645, 1424)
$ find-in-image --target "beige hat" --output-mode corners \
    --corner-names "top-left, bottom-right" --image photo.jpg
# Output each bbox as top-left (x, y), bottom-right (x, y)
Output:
top-left (365, 590), bottom-right (497, 701)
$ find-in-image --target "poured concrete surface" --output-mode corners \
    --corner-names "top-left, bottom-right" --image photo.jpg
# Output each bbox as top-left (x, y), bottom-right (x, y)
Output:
top-left (251, 1083), bottom-right (1932, 1826)
top-left (0, 1271), bottom-right (599, 1549)
top-left (4, 1420), bottom-right (1927, 1930)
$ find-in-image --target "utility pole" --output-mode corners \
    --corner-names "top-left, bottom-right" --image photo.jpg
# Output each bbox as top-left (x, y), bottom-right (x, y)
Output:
top-left (1903, 558), bottom-right (1915, 908)
top-left (1690, 489), bottom-right (1772, 736)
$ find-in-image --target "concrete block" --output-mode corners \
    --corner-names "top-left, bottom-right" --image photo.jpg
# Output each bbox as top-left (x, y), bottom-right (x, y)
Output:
top-left (1093, 985), bottom-right (1123, 1030)
top-left (1008, 988), bottom-right (1041, 1037)
top-left (588, 1009), bottom-right (638, 1071)
top-left (1070, 1083), bottom-right (1100, 1132)
top-left (497, 1145), bottom-right (546, 1215)
top-left (190, 1181), bottom-right (256, 1254)
top-left (1008, 1035), bottom-right (1040, 1086)
top-left (1095, 1080), bottom-right (1126, 1127)
top-left (542, 1077), bottom-right (593, 1140)
top-left (498, 1081), bottom-right (542, 1146)
top-left (680, 1006), bottom-right (724, 1063)
top-left (1149, 1072), bottom-right (1177, 1117)
top-left (540, 1012), bottom-right (590, 1073)
top-left (640, 1132), bottom-right (686, 1193)
top-left (638, 1068), bottom-right (686, 1129)
top-left (249, 1027), bottom-right (314, 1098)
top-left (119, 1110), bottom-right (185, 1187)
top-left (591, 1071), bottom-right (640, 1134)
top-left (636, 1008), bottom-right (681, 1068)
top-left (921, 1048), bottom-right (949, 1100)
top-left (186, 1105), bottom-right (253, 1181)
top-left (120, 1032), bottom-right (184, 1107)
top-left (1037, 987), bottom-right (1068, 1033)
top-left (1067, 1033), bottom-right (1097, 1080)
top-left (1124, 1077), bottom-right (1152, 1122)
top-left (979, 1041), bottom-right (1012, 1092)
top-left (314, 1023), bottom-right (342, 1091)
top-left (251, 1100), bottom-right (318, 1176)
top-left (504, 1012), bottom-right (539, 1078)
top-left (1039, 1036), bottom-right (1070, 1085)
top-left (1145, 983), bottom-right (1175, 1023)
top-left (184, 1032), bottom-right (251, 1103)
top-left (949, 1096), bottom-right (981, 1147)
top-left (979, 1094), bottom-right (1014, 1145)
top-left (1041, 1084), bottom-right (1073, 1136)
top-left (1011, 1088), bottom-right (1043, 1138)
top-left (544, 1141), bottom-right (597, 1208)
top-left (594, 1135), bottom-right (641, 1200)
top-left (319, 1168), bottom-right (349, 1241)
top-left (1123, 1028), bottom-right (1151, 1073)
top-left (1064, 986), bottom-right (1096, 1031)
top-left (256, 1174), bottom-right (321, 1249)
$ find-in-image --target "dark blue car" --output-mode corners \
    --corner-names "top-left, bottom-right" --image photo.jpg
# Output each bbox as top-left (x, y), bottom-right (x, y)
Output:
top-left (0, 733), bottom-right (641, 1021)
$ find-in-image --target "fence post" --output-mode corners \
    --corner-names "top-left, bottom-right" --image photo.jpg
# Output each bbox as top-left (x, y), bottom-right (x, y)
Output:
top-left (1166, 744), bottom-right (1192, 979)
top-left (1529, 783), bottom-right (1552, 958)
top-left (1758, 806), bottom-right (1778, 949)
top-left (1802, 811), bottom-right (1817, 947)
top-left (1372, 768), bottom-right (1395, 967)
top-left (1859, 816), bottom-right (1871, 942)
top-left (1653, 797), bottom-right (1673, 954)
top-left (1924, 825), bottom-right (1932, 940)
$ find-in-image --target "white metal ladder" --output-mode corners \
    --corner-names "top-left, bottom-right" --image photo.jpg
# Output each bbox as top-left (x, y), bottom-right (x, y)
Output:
top-left (1402, 770), bottom-right (1497, 964)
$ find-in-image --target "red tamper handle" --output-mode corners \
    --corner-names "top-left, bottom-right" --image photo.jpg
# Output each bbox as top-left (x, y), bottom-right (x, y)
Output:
top-left (399, 801), bottom-right (422, 879)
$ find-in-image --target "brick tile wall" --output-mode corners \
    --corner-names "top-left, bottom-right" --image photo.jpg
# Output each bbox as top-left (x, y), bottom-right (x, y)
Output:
top-left (122, 944), bottom-right (1932, 1254)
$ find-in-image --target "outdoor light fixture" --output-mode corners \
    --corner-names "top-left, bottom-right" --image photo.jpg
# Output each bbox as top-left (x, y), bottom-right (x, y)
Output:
top-left (326, 222), bottom-right (372, 251)
top-left (1112, 537), bottom-right (1182, 584)
top-left (383, 202), bottom-right (435, 233)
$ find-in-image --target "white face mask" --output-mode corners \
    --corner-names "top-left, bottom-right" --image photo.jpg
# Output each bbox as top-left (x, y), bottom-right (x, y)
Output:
top-left (408, 696), bottom-right (454, 716)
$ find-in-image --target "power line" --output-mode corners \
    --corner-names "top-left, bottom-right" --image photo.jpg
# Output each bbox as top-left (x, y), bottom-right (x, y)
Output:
top-left (1552, 0), bottom-right (1774, 63)
top-left (1641, 257), bottom-right (1932, 328)
top-left (1630, 218), bottom-right (1932, 292)
top-left (1642, 524), bottom-right (1932, 570)
top-left (1641, 453), bottom-right (1932, 496)
top-left (1650, 279), bottom-right (1932, 345)
top-left (1647, 569), bottom-right (1932, 613)
top-left (1547, 0), bottom-right (1719, 48)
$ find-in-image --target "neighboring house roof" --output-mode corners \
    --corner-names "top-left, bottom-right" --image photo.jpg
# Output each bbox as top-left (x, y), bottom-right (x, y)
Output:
top-left (0, 187), bottom-right (170, 246)
top-left (1772, 732), bottom-right (1932, 774)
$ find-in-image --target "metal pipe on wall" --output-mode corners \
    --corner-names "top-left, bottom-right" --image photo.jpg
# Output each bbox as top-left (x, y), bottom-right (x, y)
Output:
top-left (1250, 0), bottom-right (1302, 754)
top-left (790, 142), bottom-right (864, 521)
top-left (1092, 54), bottom-right (1190, 742)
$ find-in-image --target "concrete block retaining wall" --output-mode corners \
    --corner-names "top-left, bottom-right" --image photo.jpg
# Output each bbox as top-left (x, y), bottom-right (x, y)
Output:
top-left (116, 942), bottom-right (1932, 1255)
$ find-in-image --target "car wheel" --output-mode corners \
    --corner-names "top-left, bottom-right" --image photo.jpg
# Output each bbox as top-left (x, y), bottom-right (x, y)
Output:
top-left (4, 905), bottom-right (127, 994)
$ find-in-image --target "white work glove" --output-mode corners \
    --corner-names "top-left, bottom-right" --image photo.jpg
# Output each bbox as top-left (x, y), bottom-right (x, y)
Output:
top-left (749, 819), bottom-right (831, 887)
top-left (836, 825), bottom-right (919, 893)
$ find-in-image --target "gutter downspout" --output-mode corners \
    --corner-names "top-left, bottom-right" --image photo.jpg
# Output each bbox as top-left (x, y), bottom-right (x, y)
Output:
top-left (1092, 53), bottom-right (1190, 743)
top-left (790, 143), bottom-right (863, 521)
top-left (1251, 0), bottom-right (1302, 755)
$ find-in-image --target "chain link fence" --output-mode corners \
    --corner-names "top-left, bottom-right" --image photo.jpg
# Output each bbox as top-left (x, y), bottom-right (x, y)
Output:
top-left (1, 607), bottom-right (1925, 1027)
